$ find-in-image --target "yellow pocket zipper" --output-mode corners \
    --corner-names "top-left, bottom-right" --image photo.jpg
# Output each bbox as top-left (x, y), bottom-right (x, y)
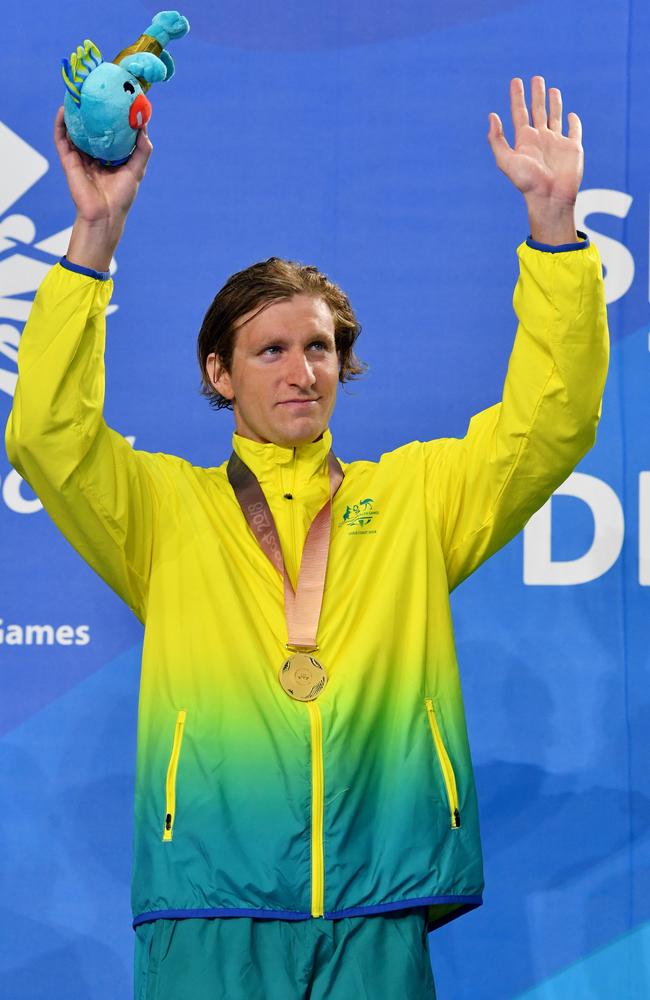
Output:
top-left (425, 698), bottom-right (460, 829)
top-left (162, 709), bottom-right (186, 842)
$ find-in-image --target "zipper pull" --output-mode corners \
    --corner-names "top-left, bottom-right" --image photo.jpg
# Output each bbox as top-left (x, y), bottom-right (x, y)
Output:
top-left (453, 808), bottom-right (461, 828)
top-left (165, 812), bottom-right (172, 831)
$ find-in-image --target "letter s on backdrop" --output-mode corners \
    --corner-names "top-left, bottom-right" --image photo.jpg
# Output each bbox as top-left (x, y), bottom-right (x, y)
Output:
top-left (575, 189), bottom-right (634, 305)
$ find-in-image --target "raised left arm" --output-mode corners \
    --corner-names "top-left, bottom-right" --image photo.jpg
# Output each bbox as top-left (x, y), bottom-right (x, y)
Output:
top-left (424, 77), bottom-right (609, 591)
top-left (488, 76), bottom-right (582, 246)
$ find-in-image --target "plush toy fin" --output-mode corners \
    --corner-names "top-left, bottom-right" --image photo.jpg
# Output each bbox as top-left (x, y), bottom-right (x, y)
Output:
top-left (113, 12), bottom-right (188, 91)
top-left (143, 11), bottom-right (190, 48)
top-left (158, 50), bottom-right (175, 81)
top-left (62, 39), bottom-right (102, 107)
top-left (119, 52), bottom-right (169, 85)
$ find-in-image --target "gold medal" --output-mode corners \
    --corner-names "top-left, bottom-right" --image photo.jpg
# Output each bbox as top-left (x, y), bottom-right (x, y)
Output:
top-left (228, 450), bottom-right (343, 704)
top-left (278, 653), bottom-right (328, 702)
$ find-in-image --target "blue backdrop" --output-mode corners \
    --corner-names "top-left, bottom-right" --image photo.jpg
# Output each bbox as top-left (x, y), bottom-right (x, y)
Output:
top-left (1, 2), bottom-right (648, 997)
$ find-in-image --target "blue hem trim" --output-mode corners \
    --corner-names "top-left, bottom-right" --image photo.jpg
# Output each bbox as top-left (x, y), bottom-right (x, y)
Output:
top-left (59, 256), bottom-right (111, 281)
top-left (132, 895), bottom-right (483, 929)
top-left (526, 230), bottom-right (590, 253)
top-left (326, 894), bottom-right (483, 921)
top-left (133, 907), bottom-right (311, 927)
top-left (427, 900), bottom-right (483, 932)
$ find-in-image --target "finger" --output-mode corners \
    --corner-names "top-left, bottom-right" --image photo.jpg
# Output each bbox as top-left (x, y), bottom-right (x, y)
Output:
top-left (487, 112), bottom-right (513, 172)
top-left (567, 111), bottom-right (582, 142)
top-left (53, 107), bottom-right (70, 156)
top-left (128, 128), bottom-right (154, 180)
top-left (548, 87), bottom-right (562, 133)
top-left (530, 75), bottom-right (547, 129)
top-left (53, 106), bottom-right (81, 169)
top-left (510, 77), bottom-right (529, 133)
top-left (137, 125), bottom-right (153, 158)
top-left (54, 106), bottom-right (65, 138)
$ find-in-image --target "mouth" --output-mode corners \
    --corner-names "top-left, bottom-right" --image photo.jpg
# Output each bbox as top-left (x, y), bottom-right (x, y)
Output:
top-left (277, 398), bottom-right (320, 408)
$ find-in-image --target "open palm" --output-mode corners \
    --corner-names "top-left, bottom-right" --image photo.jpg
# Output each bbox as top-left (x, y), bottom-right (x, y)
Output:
top-left (488, 77), bottom-right (583, 208)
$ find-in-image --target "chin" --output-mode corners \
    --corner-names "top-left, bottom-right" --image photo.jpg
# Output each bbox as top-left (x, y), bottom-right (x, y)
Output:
top-left (274, 420), bottom-right (326, 448)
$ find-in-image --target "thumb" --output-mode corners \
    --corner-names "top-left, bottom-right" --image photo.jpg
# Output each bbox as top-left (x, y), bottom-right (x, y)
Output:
top-left (487, 112), bottom-right (512, 172)
top-left (129, 127), bottom-right (154, 180)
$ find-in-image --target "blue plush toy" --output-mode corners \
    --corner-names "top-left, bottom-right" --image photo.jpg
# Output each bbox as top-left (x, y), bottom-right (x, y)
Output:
top-left (62, 10), bottom-right (190, 166)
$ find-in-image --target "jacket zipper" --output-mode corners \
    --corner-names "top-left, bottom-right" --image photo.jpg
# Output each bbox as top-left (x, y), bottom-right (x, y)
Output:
top-left (308, 701), bottom-right (325, 916)
top-left (287, 454), bottom-right (298, 588)
top-left (287, 451), bottom-right (325, 914)
top-left (162, 709), bottom-right (186, 842)
top-left (425, 698), bottom-right (461, 829)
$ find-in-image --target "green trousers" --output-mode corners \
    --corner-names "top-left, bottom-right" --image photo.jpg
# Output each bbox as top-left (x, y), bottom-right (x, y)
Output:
top-left (135, 911), bottom-right (437, 999)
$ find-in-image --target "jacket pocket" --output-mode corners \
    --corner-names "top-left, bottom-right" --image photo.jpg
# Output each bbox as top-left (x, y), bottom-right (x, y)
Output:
top-left (162, 709), bottom-right (186, 842)
top-left (425, 698), bottom-right (460, 829)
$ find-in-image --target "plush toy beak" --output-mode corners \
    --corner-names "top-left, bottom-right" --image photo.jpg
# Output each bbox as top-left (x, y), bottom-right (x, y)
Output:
top-left (129, 94), bottom-right (152, 130)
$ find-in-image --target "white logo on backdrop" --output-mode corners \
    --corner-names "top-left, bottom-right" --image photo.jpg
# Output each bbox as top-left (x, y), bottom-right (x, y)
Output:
top-left (0, 120), bottom-right (121, 515)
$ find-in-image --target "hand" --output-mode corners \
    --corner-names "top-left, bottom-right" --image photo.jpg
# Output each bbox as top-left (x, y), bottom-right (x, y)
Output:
top-left (54, 107), bottom-right (153, 271)
top-left (488, 77), bottom-right (582, 245)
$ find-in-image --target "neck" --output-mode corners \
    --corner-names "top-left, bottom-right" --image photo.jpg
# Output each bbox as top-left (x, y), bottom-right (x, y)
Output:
top-left (233, 430), bottom-right (327, 449)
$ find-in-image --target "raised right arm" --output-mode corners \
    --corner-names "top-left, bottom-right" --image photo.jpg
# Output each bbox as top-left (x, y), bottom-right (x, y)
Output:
top-left (4, 110), bottom-right (158, 620)
top-left (53, 105), bottom-right (153, 274)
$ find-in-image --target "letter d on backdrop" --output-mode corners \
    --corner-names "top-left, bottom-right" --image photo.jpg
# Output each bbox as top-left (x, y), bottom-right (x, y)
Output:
top-left (523, 473), bottom-right (624, 585)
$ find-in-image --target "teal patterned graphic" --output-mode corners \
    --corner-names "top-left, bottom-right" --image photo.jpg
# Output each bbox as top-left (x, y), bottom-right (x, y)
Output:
top-left (1, 1), bottom-right (649, 997)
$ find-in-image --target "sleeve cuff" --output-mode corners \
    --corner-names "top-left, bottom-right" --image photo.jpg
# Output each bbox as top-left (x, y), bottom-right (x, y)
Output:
top-left (525, 231), bottom-right (590, 254)
top-left (59, 256), bottom-right (111, 281)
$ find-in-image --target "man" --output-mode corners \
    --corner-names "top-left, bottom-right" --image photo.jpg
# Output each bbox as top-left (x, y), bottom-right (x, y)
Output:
top-left (5, 77), bottom-right (608, 998)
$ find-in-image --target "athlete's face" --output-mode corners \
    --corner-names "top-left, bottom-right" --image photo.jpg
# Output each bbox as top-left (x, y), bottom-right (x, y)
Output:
top-left (207, 295), bottom-right (340, 447)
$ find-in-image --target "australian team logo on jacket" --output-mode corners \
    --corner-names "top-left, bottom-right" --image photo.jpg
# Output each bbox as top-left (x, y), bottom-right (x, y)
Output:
top-left (339, 497), bottom-right (380, 534)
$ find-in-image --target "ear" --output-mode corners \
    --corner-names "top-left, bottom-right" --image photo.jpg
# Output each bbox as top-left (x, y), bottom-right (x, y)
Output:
top-left (118, 52), bottom-right (168, 84)
top-left (206, 353), bottom-right (235, 401)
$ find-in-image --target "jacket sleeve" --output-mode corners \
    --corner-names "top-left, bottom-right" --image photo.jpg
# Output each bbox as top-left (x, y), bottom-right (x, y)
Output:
top-left (425, 237), bottom-right (610, 592)
top-left (4, 261), bottom-right (161, 621)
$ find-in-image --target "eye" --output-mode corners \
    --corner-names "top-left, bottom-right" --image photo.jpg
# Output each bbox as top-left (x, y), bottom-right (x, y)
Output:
top-left (261, 345), bottom-right (282, 356)
top-left (308, 340), bottom-right (329, 351)
top-left (123, 81), bottom-right (135, 94)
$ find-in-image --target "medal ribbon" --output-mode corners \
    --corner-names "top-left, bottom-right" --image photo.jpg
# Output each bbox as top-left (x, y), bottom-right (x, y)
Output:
top-left (227, 450), bottom-right (344, 651)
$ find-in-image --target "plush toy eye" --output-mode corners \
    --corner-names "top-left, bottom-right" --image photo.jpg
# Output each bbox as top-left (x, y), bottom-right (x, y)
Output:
top-left (123, 81), bottom-right (135, 94)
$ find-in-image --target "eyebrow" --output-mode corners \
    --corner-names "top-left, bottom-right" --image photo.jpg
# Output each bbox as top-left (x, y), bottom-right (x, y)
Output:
top-left (254, 330), bottom-right (335, 346)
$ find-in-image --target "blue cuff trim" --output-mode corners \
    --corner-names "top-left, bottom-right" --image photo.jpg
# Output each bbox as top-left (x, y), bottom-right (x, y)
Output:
top-left (526, 230), bottom-right (590, 253)
top-left (59, 256), bottom-right (111, 281)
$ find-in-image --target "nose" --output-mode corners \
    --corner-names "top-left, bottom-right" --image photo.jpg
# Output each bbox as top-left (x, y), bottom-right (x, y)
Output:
top-left (286, 351), bottom-right (316, 389)
top-left (129, 94), bottom-right (152, 130)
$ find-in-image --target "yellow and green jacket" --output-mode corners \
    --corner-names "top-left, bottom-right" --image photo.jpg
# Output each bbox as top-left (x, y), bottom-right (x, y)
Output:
top-left (5, 236), bottom-right (608, 931)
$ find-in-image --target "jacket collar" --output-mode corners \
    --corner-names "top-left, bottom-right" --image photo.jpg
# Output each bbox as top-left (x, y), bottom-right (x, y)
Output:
top-left (231, 429), bottom-right (333, 492)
